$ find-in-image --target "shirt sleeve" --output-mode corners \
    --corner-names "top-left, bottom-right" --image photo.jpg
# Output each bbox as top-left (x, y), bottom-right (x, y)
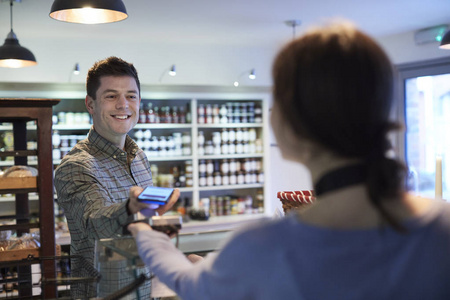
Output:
top-left (135, 229), bottom-right (257, 300)
top-left (55, 160), bottom-right (131, 240)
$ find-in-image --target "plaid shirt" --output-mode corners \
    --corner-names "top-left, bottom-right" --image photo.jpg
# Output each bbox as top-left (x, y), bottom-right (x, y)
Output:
top-left (54, 127), bottom-right (153, 298)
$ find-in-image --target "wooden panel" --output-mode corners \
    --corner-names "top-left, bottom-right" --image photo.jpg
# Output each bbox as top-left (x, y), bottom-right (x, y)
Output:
top-left (0, 245), bottom-right (61, 262)
top-left (0, 177), bottom-right (37, 190)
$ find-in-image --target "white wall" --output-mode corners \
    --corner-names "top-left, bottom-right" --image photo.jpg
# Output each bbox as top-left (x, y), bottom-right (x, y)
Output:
top-left (2, 28), bottom-right (448, 217)
top-left (378, 31), bottom-right (450, 65)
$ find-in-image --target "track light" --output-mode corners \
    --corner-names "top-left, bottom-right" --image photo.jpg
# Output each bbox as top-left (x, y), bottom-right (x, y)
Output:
top-left (159, 64), bottom-right (177, 83)
top-left (73, 63), bottom-right (80, 75)
top-left (285, 19), bottom-right (302, 40)
top-left (49, 0), bottom-right (128, 24)
top-left (233, 68), bottom-right (256, 87)
top-left (169, 65), bottom-right (176, 76)
top-left (0, 0), bottom-right (37, 68)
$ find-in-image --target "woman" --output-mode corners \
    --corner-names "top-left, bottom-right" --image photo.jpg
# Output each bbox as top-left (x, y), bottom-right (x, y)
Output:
top-left (128, 21), bottom-right (450, 299)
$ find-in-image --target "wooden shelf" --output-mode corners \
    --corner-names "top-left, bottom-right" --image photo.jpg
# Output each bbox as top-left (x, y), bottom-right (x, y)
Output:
top-left (0, 177), bottom-right (37, 191)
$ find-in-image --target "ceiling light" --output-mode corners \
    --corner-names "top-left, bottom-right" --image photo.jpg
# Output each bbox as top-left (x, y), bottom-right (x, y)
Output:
top-left (49, 0), bottom-right (128, 24)
top-left (169, 65), bottom-right (176, 76)
top-left (0, 0), bottom-right (37, 68)
top-left (440, 30), bottom-right (450, 49)
top-left (285, 19), bottom-right (302, 39)
top-left (233, 68), bottom-right (256, 87)
top-left (159, 64), bottom-right (177, 83)
top-left (73, 63), bottom-right (80, 74)
top-left (248, 68), bottom-right (256, 80)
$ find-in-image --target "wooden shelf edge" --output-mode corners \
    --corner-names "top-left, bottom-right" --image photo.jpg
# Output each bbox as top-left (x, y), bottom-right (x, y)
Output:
top-left (0, 177), bottom-right (37, 191)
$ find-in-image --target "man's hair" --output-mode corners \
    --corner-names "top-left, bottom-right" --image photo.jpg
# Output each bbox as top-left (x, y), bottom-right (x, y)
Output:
top-left (86, 56), bottom-right (140, 100)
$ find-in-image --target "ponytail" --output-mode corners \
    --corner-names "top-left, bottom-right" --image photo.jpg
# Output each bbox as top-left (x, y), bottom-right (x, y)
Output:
top-left (365, 124), bottom-right (407, 231)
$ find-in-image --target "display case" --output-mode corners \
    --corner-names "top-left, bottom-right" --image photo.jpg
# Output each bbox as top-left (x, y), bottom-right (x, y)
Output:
top-left (0, 98), bottom-right (60, 299)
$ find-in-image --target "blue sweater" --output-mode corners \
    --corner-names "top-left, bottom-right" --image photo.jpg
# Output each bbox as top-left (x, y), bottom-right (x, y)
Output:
top-left (136, 200), bottom-right (450, 300)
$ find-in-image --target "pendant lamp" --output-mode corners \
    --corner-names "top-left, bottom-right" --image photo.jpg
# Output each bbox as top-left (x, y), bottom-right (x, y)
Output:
top-left (49, 0), bottom-right (128, 24)
top-left (439, 30), bottom-right (450, 49)
top-left (0, 0), bottom-right (37, 68)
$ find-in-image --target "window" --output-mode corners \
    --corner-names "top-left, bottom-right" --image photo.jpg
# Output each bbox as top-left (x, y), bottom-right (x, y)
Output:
top-left (397, 57), bottom-right (450, 200)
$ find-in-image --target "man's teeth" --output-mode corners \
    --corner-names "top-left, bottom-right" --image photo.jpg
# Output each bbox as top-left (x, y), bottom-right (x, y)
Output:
top-left (115, 115), bottom-right (129, 120)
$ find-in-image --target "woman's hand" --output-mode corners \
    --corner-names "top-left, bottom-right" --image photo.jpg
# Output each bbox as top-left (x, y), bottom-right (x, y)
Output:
top-left (127, 222), bottom-right (152, 237)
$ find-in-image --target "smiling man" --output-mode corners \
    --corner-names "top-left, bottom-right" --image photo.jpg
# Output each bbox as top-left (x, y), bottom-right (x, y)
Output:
top-left (54, 57), bottom-right (176, 299)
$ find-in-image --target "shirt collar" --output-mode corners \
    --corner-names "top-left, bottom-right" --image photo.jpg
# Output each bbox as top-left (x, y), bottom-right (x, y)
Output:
top-left (87, 127), bottom-right (139, 160)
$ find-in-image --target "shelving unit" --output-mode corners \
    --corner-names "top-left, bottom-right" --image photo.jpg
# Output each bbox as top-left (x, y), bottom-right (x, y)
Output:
top-left (0, 98), bottom-right (60, 299)
top-left (0, 85), bottom-right (271, 232)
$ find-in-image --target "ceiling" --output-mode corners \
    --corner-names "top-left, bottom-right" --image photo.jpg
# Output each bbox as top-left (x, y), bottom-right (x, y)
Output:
top-left (1, 0), bottom-right (450, 87)
top-left (5, 0), bottom-right (450, 47)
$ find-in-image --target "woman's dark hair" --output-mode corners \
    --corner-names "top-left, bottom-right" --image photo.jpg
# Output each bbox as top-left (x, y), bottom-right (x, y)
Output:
top-left (86, 56), bottom-right (141, 100)
top-left (272, 22), bottom-right (406, 230)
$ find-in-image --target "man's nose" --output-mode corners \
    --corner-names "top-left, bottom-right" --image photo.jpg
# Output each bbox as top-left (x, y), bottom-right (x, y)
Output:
top-left (116, 94), bottom-right (129, 109)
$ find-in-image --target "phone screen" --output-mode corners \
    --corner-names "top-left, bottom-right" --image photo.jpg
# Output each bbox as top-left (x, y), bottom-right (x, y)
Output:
top-left (137, 186), bottom-right (174, 205)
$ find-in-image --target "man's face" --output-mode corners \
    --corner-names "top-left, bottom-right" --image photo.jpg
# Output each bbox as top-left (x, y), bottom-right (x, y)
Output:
top-left (85, 75), bottom-right (140, 147)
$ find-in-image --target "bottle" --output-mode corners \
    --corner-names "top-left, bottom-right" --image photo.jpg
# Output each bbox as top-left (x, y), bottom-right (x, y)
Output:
top-left (172, 106), bottom-right (179, 123)
top-left (139, 103), bottom-right (146, 123)
top-left (146, 102), bottom-right (156, 123)
top-left (154, 106), bottom-right (161, 123)
top-left (254, 103), bottom-right (263, 123)
top-left (159, 106), bottom-right (166, 123)
top-left (172, 165), bottom-right (180, 187)
top-left (165, 106), bottom-right (172, 123)
top-left (179, 169), bottom-right (186, 187)
top-left (179, 105), bottom-right (186, 123)
top-left (185, 103), bottom-right (192, 123)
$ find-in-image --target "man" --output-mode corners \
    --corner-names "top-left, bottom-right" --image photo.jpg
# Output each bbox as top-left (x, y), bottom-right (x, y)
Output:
top-left (54, 56), bottom-right (177, 299)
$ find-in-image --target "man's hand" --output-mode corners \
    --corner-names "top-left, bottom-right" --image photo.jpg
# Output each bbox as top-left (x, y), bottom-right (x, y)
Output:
top-left (128, 186), bottom-right (180, 215)
top-left (155, 188), bottom-right (180, 215)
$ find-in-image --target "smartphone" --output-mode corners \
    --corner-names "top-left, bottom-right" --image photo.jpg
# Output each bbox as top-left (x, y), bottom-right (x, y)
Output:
top-left (137, 186), bottom-right (174, 205)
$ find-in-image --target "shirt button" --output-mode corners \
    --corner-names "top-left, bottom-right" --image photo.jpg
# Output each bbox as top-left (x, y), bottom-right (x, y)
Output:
top-left (113, 155), bottom-right (117, 159)
top-left (121, 153), bottom-right (125, 156)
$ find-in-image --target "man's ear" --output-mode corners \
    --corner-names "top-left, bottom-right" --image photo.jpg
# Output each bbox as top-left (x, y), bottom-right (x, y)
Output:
top-left (85, 95), bottom-right (94, 115)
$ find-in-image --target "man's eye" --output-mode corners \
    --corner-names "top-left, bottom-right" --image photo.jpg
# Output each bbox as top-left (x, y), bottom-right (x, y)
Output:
top-left (128, 95), bottom-right (138, 99)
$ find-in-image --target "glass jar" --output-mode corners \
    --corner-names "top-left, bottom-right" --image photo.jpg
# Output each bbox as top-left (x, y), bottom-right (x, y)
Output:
top-left (206, 160), bottom-right (214, 175)
top-left (235, 142), bottom-right (244, 154)
top-left (229, 159), bottom-right (237, 173)
top-left (221, 142), bottom-right (229, 155)
top-left (257, 171), bottom-right (264, 183)
top-left (198, 104), bottom-right (205, 116)
top-left (222, 172), bottom-right (229, 185)
top-left (237, 171), bottom-right (245, 185)
top-left (229, 172), bottom-right (237, 185)
top-left (205, 141), bottom-right (214, 155)
top-left (199, 159), bottom-right (206, 174)
top-left (214, 172), bottom-right (222, 186)
top-left (228, 129), bottom-right (236, 143)
top-left (198, 131), bottom-right (205, 146)
top-left (199, 173), bottom-right (207, 187)
top-left (242, 128), bottom-right (249, 142)
top-left (220, 159), bottom-right (229, 174)
top-left (235, 128), bottom-right (243, 142)
top-left (207, 173), bottom-right (214, 186)
top-left (212, 132), bottom-right (221, 145)
top-left (228, 141), bottom-right (236, 155)
top-left (221, 128), bottom-right (229, 143)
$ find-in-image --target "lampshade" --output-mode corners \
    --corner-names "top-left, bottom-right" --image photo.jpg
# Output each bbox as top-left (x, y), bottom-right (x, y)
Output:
top-left (0, 31), bottom-right (37, 68)
top-left (50, 0), bottom-right (128, 24)
top-left (439, 30), bottom-right (450, 49)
